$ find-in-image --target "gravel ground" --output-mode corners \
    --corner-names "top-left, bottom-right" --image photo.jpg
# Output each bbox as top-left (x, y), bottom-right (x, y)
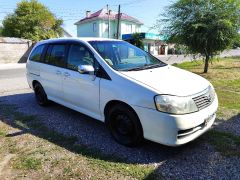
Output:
top-left (157, 143), bottom-right (240, 179)
top-left (0, 67), bottom-right (240, 179)
top-left (215, 116), bottom-right (240, 137)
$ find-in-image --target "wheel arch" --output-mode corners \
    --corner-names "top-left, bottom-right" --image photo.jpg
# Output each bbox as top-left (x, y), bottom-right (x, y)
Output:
top-left (104, 100), bottom-right (144, 146)
top-left (104, 100), bottom-right (142, 129)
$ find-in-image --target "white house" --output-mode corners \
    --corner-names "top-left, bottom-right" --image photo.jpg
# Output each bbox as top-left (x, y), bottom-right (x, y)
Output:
top-left (74, 8), bottom-right (168, 55)
top-left (74, 8), bottom-right (143, 39)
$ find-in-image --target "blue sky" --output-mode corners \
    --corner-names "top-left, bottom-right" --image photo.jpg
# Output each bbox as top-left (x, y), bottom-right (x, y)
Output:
top-left (0, 0), bottom-right (174, 36)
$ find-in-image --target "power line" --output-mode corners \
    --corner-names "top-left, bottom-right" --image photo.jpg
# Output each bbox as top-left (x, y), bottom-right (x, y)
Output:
top-left (110, 0), bottom-right (149, 6)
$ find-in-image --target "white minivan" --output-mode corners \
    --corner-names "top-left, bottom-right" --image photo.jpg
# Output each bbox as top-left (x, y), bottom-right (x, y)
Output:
top-left (26, 38), bottom-right (218, 147)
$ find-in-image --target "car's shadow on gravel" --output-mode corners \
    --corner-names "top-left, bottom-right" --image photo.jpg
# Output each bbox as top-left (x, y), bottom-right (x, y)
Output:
top-left (0, 92), bottom-right (238, 170)
top-left (144, 113), bottom-right (240, 179)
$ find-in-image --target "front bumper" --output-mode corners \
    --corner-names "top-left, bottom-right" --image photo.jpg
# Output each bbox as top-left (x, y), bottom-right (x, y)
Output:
top-left (132, 96), bottom-right (218, 146)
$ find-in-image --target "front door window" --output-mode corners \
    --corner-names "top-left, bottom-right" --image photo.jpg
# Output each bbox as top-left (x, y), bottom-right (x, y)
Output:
top-left (67, 44), bottom-right (94, 71)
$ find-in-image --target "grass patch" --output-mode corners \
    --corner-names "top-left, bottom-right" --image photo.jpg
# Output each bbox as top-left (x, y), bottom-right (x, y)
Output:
top-left (14, 156), bottom-right (42, 170)
top-left (207, 130), bottom-right (240, 157)
top-left (215, 90), bottom-right (240, 110)
top-left (0, 104), bottom-right (158, 179)
top-left (212, 79), bottom-right (240, 92)
top-left (174, 60), bottom-right (203, 69)
top-left (73, 144), bottom-right (156, 179)
top-left (6, 140), bottom-right (19, 154)
top-left (0, 129), bottom-right (7, 137)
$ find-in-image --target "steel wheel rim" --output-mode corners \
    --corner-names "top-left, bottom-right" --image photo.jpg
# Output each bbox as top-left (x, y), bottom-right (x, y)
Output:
top-left (110, 112), bottom-right (135, 144)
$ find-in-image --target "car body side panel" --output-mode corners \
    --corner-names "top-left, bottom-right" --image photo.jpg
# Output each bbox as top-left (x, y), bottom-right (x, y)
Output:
top-left (99, 73), bottom-right (157, 121)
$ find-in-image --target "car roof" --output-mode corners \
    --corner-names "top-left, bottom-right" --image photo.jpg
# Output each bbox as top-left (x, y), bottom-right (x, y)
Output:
top-left (36, 37), bottom-right (122, 46)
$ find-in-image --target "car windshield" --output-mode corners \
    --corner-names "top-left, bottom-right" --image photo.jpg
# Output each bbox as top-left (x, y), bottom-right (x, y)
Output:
top-left (88, 41), bottom-right (166, 71)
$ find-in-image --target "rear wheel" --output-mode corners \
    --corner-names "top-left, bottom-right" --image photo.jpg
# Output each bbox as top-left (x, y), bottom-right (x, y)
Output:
top-left (106, 104), bottom-right (143, 147)
top-left (33, 83), bottom-right (49, 106)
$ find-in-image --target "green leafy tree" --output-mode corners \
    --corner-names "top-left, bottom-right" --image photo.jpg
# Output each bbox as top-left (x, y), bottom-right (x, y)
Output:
top-left (233, 34), bottom-right (240, 48)
top-left (2, 0), bottom-right (63, 42)
top-left (0, 26), bottom-right (3, 36)
top-left (129, 33), bottom-right (144, 49)
top-left (158, 0), bottom-right (240, 73)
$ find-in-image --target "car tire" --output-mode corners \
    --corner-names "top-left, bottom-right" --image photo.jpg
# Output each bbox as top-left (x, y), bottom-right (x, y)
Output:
top-left (106, 104), bottom-right (143, 147)
top-left (34, 83), bottom-right (49, 106)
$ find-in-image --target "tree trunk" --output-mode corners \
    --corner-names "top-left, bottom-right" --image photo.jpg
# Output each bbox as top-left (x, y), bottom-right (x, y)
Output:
top-left (204, 54), bottom-right (210, 73)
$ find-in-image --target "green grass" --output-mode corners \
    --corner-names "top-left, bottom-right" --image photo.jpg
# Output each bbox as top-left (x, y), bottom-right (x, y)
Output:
top-left (216, 90), bottom-right (240, 110)
top-left (0, 104), bottom-right (158, 179)
top-left (14, 156), bottom-right (42, 170)
top-left (0, 129), bottom-right (7, 137)
top-left (173, 59), bottom-right (204, 69)
top-left (212, 79), bottom-right (240, 92)
top-left (72, 144), bottom-right (157, 179)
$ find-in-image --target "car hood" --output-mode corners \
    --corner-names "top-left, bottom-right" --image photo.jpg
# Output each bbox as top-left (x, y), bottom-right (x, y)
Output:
top-left (120, 65), bottom-right (210, 96)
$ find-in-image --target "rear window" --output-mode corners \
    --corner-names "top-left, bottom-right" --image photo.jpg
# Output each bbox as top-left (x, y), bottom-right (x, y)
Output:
top-left (45, 44), bottom-right (67, 68)
top-left (29, 44), bottom-right (45, 62)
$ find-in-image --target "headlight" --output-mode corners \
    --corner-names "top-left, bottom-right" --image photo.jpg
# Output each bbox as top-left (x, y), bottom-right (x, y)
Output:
top-left (208, 86), bottom-right (215, 102)
top-left (154, 95), bottom-right (198, 114)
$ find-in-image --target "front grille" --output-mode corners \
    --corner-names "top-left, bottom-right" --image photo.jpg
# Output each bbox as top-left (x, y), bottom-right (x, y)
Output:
top-left (192, 87), bottom-right (215, 110)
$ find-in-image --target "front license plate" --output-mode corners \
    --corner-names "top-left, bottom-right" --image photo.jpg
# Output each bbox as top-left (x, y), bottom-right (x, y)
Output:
top-left (204, 113), bottom-right (215, 126)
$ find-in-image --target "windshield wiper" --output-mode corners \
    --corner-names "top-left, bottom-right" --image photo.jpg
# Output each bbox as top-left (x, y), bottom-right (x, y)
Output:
top-left (126, 63), bottom-right (165, 71)
top-left (143, 63), bottom-right (165, 69)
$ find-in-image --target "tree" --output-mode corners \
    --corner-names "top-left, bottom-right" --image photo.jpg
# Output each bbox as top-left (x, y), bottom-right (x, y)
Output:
top-left (129, 33), bottom-right (144, 49)
top-left (2, 0), bottom-right (63, 42)
top-left (0, 26), bottom-right (3, 36)
top-left (233, 34), bottom-right (240, 48)
top-left (157, 0), bottom-right (240, 73)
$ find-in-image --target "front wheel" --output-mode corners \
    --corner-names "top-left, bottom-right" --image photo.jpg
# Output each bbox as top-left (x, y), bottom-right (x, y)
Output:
top-left (106, 104), bottom-right (143, 147)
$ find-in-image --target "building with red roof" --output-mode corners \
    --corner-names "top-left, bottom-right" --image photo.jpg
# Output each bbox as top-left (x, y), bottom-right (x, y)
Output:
top-left (74, 8), bottom-right (168, 55)
top-left (74, 8), bottom-right (143, 39)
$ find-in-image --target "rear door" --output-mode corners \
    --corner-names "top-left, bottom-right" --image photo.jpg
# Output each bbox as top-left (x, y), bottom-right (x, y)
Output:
top-left (40, 44), bottom-right (68, 101)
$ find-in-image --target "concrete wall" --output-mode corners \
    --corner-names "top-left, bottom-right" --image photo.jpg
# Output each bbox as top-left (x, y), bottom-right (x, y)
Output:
top-left (0, 41), bottom-right (32, 63)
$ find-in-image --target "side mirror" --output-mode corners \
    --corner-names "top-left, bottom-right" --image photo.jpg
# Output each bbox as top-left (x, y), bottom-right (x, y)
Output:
top-left (78, 65), bottom-right (94, 74)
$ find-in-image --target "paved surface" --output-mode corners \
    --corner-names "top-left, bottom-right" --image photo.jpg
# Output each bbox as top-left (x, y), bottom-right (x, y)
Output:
top-left (0, 63), bottom-right (26, 70)
top-left (0, 67), bottom-right (28, 93)
top-left (0, 64), bottom-right (240, 179)
top-left (156, 49), bottom-right (240, 64)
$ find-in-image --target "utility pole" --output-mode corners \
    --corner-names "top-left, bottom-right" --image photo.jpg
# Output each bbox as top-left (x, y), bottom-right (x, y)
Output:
top-left (116, 5), bottom-right (121, 39)
top-left (107, 4), bottom-right (110, 38)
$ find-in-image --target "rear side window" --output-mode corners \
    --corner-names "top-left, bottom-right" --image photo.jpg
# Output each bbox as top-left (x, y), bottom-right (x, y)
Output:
top-left (29, 45), bottom-right (45, 62)
top-left (45, 44), bottom-right (67, 67)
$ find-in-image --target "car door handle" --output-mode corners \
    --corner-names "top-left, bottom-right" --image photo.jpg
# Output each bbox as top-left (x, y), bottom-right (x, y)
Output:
top-left (56, 70), bottom-right (62, 75)
top-left (64, 72), bottom-right (70, 77)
